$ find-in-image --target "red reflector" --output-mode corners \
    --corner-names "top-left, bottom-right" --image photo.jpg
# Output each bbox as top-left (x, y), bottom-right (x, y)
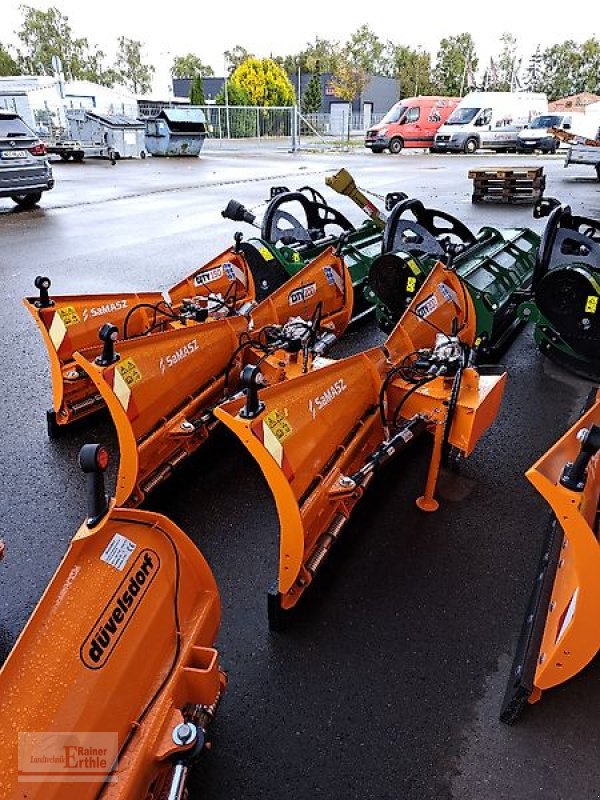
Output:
top-left (96, 447), bottom-right (110, 471)
top-left (29, 143), bottom-right (47, 156)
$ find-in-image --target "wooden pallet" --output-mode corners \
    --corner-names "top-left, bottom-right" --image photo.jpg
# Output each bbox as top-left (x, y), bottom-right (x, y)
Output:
top-left (469, 166), bottom-right (545, 205)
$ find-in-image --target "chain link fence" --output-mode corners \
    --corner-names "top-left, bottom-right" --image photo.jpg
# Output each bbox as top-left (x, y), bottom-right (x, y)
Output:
top-left (138, 103), bottom-right (384, 150)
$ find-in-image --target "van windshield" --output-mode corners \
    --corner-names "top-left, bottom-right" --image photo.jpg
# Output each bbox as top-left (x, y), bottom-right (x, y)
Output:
top-left (381, 104), bottom-right (408, 124)
top-left (529, 115), bottom-right (563, 129)
top-left (446, 107), bottom-right (479, 125)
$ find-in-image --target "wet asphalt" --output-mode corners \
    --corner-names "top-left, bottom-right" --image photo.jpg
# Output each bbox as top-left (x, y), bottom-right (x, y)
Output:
top-left (1, 144), bottom-right (599, 799)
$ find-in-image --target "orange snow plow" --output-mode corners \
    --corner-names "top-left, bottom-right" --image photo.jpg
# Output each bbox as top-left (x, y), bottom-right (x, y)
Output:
top-left (73, 248), bottom-right (352, 506)
top-left (0, 444), bottom-right (225, 799)
top-left (501, 388), bottom-right (600, 723)
top-left (23, 240), bottom-right (254, 436)
top-left (215, 251), bottom-right (507, 628)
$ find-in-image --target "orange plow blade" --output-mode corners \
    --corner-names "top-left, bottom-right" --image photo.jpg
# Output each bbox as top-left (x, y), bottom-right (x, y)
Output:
top-left (215, 262), bottom-right (507, 628)
top-left (0, 447), bottom-right (225, 799)
top-left (501, 388), bottom-right (600, 723)
top-left (24, 244), bottom-right (255, 436)
top-left (75, 316), bottom-right (248, 506)
top-left (73, 250), bottom-right (352, 507)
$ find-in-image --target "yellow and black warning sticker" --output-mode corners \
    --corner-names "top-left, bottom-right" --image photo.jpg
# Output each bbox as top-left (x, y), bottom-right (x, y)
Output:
top-left (291, 252), bottom-right (302, 263)
top-left (264, 408), bottom-right (293, 443)
top-left (407, 259), bottom-right (421, 276)
top-left (406, 276), bottom-right (417, 293)
top-left (57, 306), bottom-right (81, 326)
top-left (116, 357), bottom-right (143, 388)
top-left (259, 246), bottom-right (274, 262)
top-left (585, 295), bottom-right (598, 314)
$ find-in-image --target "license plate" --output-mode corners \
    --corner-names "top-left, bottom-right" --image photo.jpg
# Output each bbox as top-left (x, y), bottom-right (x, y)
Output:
top-left (1, 150), bottom-right (27, 159)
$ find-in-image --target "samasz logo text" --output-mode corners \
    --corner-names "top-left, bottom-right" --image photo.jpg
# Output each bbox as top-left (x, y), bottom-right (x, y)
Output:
top-left (159, 339), bottom-right (199, 373)
top-left (309, 378), bottom-right (347, 418)
top-left (82, 300), bottom-right (128, 322)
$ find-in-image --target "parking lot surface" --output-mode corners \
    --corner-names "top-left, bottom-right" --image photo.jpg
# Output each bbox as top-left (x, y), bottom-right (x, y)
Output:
top-left (1, 147), bottom-right (599, 799)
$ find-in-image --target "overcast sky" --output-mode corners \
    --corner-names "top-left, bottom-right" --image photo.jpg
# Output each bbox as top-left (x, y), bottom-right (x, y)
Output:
top-left (2, 0), bottom-right (597, 96)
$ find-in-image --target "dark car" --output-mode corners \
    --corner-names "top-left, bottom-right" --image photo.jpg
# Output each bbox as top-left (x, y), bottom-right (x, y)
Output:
top-left (0, 111), bottom-right (54, 209)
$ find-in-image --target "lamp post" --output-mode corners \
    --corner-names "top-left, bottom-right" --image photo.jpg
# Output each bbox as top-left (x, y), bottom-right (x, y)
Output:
top-left (223, 56), bottom-right (231, 139)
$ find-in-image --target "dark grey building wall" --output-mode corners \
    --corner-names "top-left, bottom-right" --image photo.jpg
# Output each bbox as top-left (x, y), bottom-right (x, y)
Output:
top-left (171, 74), bottom-right (399, 113)
top-left (172, 77), bottom-right (225, 102)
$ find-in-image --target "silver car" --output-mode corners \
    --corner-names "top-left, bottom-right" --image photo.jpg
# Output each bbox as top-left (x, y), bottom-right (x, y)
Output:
top-left (0, 111), bottom-right (54, 209)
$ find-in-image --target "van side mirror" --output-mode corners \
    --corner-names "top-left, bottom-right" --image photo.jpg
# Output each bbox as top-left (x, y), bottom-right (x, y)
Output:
top-left (564, 122), bottom-right (571, 130)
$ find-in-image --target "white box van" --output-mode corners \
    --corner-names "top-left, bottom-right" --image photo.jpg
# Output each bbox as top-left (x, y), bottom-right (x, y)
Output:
top-left (518, 112), bottom-right (600, 153)
top-left (432, 91), bottom-right (548, 154)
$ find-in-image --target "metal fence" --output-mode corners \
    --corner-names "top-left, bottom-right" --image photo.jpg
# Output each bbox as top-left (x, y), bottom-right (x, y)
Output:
top-left (137, 103), bottom-right (384, 148)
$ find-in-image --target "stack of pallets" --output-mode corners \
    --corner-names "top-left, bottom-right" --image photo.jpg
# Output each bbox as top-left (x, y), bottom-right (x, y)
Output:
top-left (468, 166), bottom-right (545, 205)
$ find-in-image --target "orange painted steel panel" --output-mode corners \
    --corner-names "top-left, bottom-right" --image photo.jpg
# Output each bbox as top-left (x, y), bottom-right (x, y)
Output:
top-left (0, 506), bottom-right (224, 799)
top-left (73, 251), bottom-right (352, 507)
top-left (216, 263), bottom-right (506, 616)
top-left (24, 246), bottom-right (255, 430)
top-left (527, 390), bottom-right (600, 695)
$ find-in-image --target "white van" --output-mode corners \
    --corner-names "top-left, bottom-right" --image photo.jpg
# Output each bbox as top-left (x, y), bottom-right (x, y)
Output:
top-left (517, 112), bottom-right (595, 153)
top-left (432, 91), bottom-right (548, 154)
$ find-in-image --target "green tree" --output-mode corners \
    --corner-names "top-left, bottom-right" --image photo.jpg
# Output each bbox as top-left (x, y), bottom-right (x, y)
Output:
top-left (228, 57), bottom-right (295, 106)
top-left (388, 44), bottom-right (433, 96)
top-left (172, 53), bottom-right (214, 79)
top-left (344, 24), bottom-right (385, 75)
top-left (525, 46), bottom-right (543, 92)
top-left (488, 32), bottom-right (519, 91)
top-left (0, 43), bottom-right (20, 76)
top-left (189, 74), bottom-right (205, 105)
top-left (114, 36), bottom-right (154, 94)
top-left (15, 4), bottom-right (107, 82)
top-left (224, 45), bottom-right (252, 74)
top-left (433, 33), bottom-right (478, 96)
top-left (215, 80), bottom-right (249, 106)
top-left (331, 58), bottom-right (367, 141)
top-left (301, 72), bottom-right (322, 114)
top-left (578, 37), bottom-right (600, 94)
top-left (536, 40), bottom-right (584, 99)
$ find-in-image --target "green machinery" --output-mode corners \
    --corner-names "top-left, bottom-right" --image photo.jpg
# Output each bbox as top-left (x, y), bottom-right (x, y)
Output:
top-left (222, 169), bottom-right (540, 358)
top-left (221, 185), bottom-right (387, 321)
top-left (517, 200), bottom-right (600, 381)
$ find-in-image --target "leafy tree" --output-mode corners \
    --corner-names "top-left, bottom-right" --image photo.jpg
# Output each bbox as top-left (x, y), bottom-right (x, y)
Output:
top-left (525, 46), bottom-right (543, 92)
top-left (228, 57), bottom-right (295, 106)
top-left (224, 45), bottom-right (253, 74)
top-left (15, 4), bottom-right (107, 82)
top-left (388, 44), bottom-right (433, 96)
top-left (578, 37), bottom-right (600, 94)
top-left (535, 40), bottom-right (585, 99)
top-left (486, 33), bottom-right (519, 91)
top-left (114, 36), bottom-right (154, 94)
top-left (172, 53), bottom-right (214, 79)
top-left (433, 33), bottom-right (478, 96)
top-left (331, 58), bottom-right (368, 140)
top-left (215, 80), bottom-right (249, 106)
top-left (344, 24), bottom-right (385, 75)
top-left (0, 43), bottom-right (20, 76)
top-left (189, 74), bottom-right (205, 105)
top-left (301, 72), bottom-right (322, 114)
top-left (273, 37), bottom-right (342, 77)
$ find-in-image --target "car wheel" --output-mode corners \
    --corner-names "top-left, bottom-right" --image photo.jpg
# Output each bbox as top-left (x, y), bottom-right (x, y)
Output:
top-left (596, 164), bottom-right (600, 183)
top-left (11, 192), bottom-right (42, 209)
top-left (389, 138), bottom-right (403, 154)
top-left (463, 138), bottom-right (478, 154)
top-left (140, 150), bottom-right (146, 159)
top-left (371, 146), bottom-right (385, 154)
top-left (72, 152), bottom-right (85, 162)
top-left (60, 153), bottom-right (71, 161)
